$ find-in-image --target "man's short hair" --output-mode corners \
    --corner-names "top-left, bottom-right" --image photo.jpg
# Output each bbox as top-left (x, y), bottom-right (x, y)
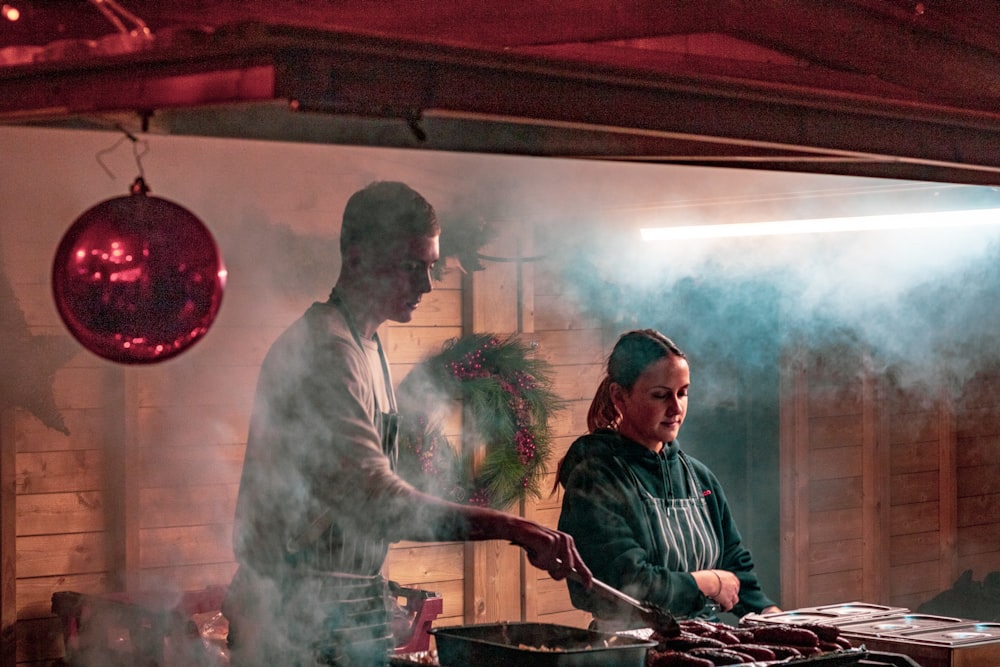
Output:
top-left (340, 181), bottom-right (439, 253)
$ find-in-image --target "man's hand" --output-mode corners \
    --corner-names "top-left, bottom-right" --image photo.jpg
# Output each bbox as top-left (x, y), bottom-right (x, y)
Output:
top-left (510, 520), bottom-right (593, 587)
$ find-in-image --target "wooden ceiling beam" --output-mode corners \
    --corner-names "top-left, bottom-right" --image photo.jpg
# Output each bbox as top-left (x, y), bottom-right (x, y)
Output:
top-left (714, 0), bottom-right (1000, 105)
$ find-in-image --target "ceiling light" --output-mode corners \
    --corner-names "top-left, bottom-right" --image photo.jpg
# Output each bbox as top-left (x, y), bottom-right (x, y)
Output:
top-left (640, 208), bottom-right (1000, 241)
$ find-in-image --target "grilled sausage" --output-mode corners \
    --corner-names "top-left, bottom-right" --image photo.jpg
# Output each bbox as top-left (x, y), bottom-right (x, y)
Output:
top-left (646, 649), bottom-right (715, 667)
top-left (687, 647), bottom-right (753, 665)
top-left (745, 623), bottom-right (820, 647)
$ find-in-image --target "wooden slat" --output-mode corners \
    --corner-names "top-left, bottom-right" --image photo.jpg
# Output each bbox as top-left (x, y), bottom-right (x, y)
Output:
top-left (381, 326), bottom-right (464, 365)
top-left (957, 522), bottom-right (1000, 556)
top-left (938, 397), bottom-right (959, 593)
top-left (890, 501), bottom-right (940, 535)
top-left (16, 533), bottom-right (109, 578)
top-left (549, 364), bottom-right (605, 403)
top-left (889, 531), bottom-right (943, 567)
top-left (955, 433), bottom-right (1000, 466)
top-left (15, 492), bottom-right (107, 536)
top-left (533, 294), bottom-right (603, 332)
top-left (138, 445), bottom-right (245, 488)
top-left (14, 450), bottom-right (104, 495)
top-left (807, 569), bottom-right (863, 606)
top-left (385, 542), bottom-right (465, 583)
top-left (957, 462), bottom-right (1000, 497)
top-left (861, 364), bottom-right (887, 602)
top-left (889, 560), bottom-right (940, 599)
top-left (887, 410), bottom-right (939, 445)
top-left (139, 485), bottom-right (238, 529)
top-left (809, 476), bottom-right (862, 512)
top-left (137, 365), bottom-right (259, 408)
top-left (137, 561), bottom-right (238, 593)
top-left (537, 608), bottom-right (591, 629)
top-left (808, 538), bottom-right (862, 576)
top-left (890, 442), bottom-right (940, 475)
top-left (13, 408), bottom-right (112, 453)
top-left (809, 508), bottom-right (862, 544)
top-left (808, 446), bottom-right (861, 480)
top-left (2, 409), bottom-right (16, 667)
top-left (807, 415), bottom-right (863, 449)
top-left (138, 405), bottom-right (251, 448)
top-left (957, 493), bottom-right (1000, 526)
top-left (530, 329), bottom-right (605, 367)
top-left (890, 471), bottom-right (939, 505)
top-left (779, 348), bottom-right (809, 608)
top-left (138, 525), bottom-right (233, 569)
top-left (392, 287), bottom-right (462, 328)
top-left (533, 574), bottom-right (573, 616)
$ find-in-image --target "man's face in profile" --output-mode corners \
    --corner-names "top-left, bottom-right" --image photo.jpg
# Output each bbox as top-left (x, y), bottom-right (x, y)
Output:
top-left (361, 232), bottom-right (439, 324)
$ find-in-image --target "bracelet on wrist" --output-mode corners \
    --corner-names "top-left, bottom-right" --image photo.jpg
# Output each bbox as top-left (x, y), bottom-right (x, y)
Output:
top-left (710, 570), bottom-right (723, 598)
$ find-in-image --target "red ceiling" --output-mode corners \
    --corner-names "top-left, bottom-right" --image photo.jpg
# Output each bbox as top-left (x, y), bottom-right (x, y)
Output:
top-left (2, 1), bottom-right (1000, 185)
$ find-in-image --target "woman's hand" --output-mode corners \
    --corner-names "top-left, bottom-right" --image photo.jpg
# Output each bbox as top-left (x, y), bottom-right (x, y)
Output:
top-left (694, 569), bottom-right (741, 611)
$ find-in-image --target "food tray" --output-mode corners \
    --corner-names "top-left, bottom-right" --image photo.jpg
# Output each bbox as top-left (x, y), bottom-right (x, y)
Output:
top-left (836, 613), bottom-right (966, 637)
top-left (430, 622), bottom-right (656, 667)
top-left (743, 602), bottom-right (910, 628)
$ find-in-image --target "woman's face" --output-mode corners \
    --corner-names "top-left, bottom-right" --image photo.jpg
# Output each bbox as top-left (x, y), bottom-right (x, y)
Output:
top-left (611, 355), bottom-right (690, 452)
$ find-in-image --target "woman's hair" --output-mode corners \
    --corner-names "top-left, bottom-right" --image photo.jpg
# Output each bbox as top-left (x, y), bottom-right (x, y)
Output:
top-left (586, 329), bottom-right (686, 432)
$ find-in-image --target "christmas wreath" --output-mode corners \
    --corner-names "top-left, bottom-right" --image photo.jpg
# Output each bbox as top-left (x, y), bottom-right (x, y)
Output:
top-left (395, 333), bottom-right (560, 510)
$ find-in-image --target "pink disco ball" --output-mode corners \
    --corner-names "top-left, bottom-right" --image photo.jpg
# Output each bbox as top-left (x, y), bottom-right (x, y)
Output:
top-left (52, 178), bottom-right (226, 364)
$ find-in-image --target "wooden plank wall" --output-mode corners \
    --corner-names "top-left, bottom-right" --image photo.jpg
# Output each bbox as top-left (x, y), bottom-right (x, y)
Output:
top-left (780, 348), bottom-right (1000, 610)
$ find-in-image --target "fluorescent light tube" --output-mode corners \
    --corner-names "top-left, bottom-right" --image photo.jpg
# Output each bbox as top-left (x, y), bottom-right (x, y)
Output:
top-left (640, 208), bottom-right (1000, 241)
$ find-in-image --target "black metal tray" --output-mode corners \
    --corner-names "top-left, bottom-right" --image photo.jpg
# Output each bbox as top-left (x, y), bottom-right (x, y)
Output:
top-left (430, 622), bottom-right (656, 667)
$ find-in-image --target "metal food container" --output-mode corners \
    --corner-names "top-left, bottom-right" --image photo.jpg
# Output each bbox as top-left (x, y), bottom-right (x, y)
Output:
top-left (430, 622), bottom-right (656, 667)
top-left (742, 601), bottom-right (909, 627)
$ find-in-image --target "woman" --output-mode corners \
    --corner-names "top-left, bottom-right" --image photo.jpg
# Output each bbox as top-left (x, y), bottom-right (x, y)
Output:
top-left (557, 329), bottom-right (780, 626)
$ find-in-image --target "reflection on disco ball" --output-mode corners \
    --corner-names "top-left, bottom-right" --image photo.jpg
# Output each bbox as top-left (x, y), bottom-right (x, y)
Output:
top-left (52, 179), bottom-right (226, 364)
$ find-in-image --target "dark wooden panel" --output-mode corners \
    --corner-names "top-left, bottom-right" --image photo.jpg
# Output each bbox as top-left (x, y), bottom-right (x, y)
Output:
top-left (887, 410), bottom-right (939, 445)
top-left (957, 462), bottom-right (1000, 497)
top-left (957, 522), bottom-right (1000, 556)
top-left (808, 415), bottom-right (863, 449)
top-left (890, 471), bottom-right (939, 505)
top-left (889, 560), bottom-right (940, 598)
top-left (809, 508), bottom-right (862, 543)
top-left (809, 446), bottom-right (861, 480)
top-left (957, 493), bottom-right (1000, 526)
top-left (808, 538), bottom-right (863, 576)
top-left (890, 442), bottom-right (941, 475)
top-left (809, 476), bottom-right (862, 512)
top-left (955, 433), bottom-right (1000, 466)
top-left (807, 569), bottom-right (862, 606)
top-left (890, 531), bottom-right (942, 567)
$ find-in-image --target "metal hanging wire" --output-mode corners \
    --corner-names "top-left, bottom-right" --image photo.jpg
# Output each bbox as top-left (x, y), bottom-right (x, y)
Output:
top-left (95, 124), bottom-right (149, 181)
top-left (87, 0), bottom-right (152, 39)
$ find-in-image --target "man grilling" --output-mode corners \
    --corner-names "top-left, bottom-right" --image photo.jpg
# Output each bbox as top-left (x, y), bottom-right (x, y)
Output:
top-left (224, 181), bottom-right (592, 666)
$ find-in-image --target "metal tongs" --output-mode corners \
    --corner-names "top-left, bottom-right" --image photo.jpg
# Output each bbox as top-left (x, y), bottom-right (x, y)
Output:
top-left (569, 571), bottom-right (681, 637)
